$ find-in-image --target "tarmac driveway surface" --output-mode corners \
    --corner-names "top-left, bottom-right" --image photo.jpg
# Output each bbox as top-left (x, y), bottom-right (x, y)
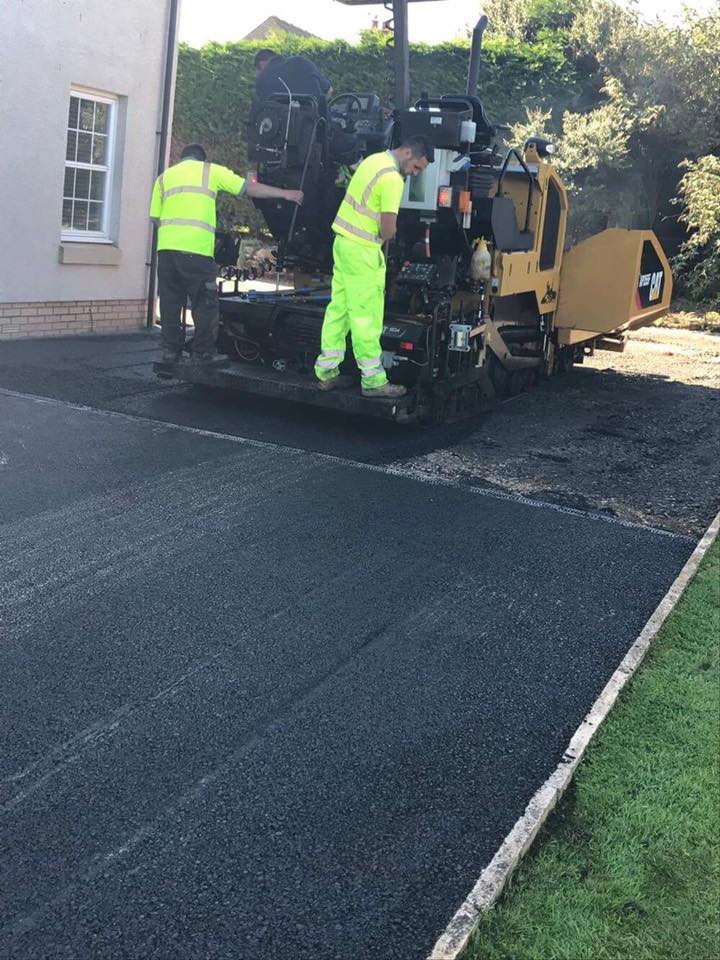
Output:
top-left (0, 370), bottom-right (694, 960)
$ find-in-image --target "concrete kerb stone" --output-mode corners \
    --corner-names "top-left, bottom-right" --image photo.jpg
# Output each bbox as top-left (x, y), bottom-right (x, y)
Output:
top-left (427, 508), bottom-right (720, 960)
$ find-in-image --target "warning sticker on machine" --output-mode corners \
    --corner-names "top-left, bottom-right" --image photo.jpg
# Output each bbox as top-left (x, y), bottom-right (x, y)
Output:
top-left (637, 240), bottom-right (665, 309)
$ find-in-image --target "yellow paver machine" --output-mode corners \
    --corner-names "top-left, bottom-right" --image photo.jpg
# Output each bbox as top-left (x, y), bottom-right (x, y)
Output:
top-left (155, 3), bottom-right (672, 423)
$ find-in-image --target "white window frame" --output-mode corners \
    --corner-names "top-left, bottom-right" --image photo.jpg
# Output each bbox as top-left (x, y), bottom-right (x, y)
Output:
top-left (61, 88), bottom-right (118, 243)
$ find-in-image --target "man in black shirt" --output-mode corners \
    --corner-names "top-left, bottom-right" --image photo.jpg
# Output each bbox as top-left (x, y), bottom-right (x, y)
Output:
top-left (252, 49), bottom-right (360, 165)
top-left (254, 49), bottom-right (333, 103)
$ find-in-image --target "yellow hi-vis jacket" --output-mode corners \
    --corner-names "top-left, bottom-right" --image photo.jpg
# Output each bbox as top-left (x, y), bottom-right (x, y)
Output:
top-left (149, 159), bottom-right (246, 257)
top-left (333, 151), bottom-right (404, 247)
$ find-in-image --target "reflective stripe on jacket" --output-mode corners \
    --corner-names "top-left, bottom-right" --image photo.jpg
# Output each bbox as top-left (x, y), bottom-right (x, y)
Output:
top-left (149, 160), bottom-right (246, 256)
top-left (332, 152), bottom-right (403, 247)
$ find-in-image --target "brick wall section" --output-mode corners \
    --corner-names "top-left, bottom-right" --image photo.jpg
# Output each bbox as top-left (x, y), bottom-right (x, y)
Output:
top-left (0, 300), bottom-right (147, 339)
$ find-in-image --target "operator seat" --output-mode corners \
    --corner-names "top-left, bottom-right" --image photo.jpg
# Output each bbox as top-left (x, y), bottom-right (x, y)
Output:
top-left (247, 94), bottom-right (325, 169)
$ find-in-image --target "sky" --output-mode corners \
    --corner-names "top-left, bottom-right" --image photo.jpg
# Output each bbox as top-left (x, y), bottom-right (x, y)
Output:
top-left (179, 0), bottom-right (718, 48)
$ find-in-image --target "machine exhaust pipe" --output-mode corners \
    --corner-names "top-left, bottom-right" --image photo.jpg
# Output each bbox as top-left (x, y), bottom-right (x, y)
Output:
top-left (466, 14), bottom-right (489, 96)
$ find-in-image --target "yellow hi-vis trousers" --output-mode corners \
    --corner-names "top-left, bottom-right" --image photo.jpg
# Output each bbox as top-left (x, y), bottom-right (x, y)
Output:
top-left (314, 235), bottom-right (388, 388)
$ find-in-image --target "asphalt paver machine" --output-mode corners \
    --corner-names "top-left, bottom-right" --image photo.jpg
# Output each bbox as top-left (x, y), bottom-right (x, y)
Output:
top-left (154, 2), bottom-right (672, 424)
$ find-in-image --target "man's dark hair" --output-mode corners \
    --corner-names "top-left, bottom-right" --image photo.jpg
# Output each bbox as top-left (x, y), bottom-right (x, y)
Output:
top-left (180, 143), bottom-right (207, 161)
top-left (254, 48), bottom-right (277, 68)
top-left (400, 136), bottom-right (434, 163)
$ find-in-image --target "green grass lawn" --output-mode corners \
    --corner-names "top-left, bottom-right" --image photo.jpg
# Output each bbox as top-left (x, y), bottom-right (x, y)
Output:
top-left (463, 539), bottom-right (720, 960)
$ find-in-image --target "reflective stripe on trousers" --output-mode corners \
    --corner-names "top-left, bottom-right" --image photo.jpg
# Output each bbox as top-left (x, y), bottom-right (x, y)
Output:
top-left (315, 350), bottom-right (343, 371)
top-left (356, 356), bottom-right (384, 379)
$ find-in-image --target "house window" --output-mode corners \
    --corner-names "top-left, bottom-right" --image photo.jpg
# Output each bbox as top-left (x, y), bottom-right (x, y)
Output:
top-left (62, 90), bottom-right (117, 241)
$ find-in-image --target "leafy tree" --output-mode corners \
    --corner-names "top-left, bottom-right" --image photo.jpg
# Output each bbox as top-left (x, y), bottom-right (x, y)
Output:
top-left (673, 155), bottom-right (720, 304)
top-left (173, 1), bottom-right (720, 297)
top-left (509, 88), bottom-right (642, 241)
top-left (483, 0), bottom-right (575, 41)
top-left (479, 0), bottom-right (532, 41)
top-left (507, 2), bottom-right (720, 247)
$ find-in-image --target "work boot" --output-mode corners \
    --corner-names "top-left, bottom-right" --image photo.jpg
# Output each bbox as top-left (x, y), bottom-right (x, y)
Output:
top-left (317, 374), bottom-right (354, 391)
top-left (161, 349), bottom-right (181, 363)
top-left (191, 352), bottom-right (216, 365)
top-left (362, 382), bottom-right (407, 398)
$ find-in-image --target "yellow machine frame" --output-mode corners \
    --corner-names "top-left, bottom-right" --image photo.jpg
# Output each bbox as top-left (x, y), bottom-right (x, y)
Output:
top-left (486, 142), bottom-right (672, 359)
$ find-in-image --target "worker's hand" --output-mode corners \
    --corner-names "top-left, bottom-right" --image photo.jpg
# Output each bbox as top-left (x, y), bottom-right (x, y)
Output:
top-left (285, 190), bottom-right (304, 205)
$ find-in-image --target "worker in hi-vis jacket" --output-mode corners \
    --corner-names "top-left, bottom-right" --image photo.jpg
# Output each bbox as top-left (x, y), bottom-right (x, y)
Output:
top-left (314, 136), bottom-right (433, 398)
top-left (150, 143), bottom-right (303, 363)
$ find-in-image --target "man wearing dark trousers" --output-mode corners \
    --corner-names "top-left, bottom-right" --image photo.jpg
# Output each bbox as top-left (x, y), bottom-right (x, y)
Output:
top-left (149, 143), bottom-right (303, 363)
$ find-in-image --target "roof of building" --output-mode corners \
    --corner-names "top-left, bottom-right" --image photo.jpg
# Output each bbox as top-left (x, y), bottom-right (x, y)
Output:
top-left (243, 16), bottom-right (317, 41)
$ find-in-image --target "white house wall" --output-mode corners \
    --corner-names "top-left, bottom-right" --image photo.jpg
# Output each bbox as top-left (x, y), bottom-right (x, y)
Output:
top-left (0, 0), bottom-right (176, 336)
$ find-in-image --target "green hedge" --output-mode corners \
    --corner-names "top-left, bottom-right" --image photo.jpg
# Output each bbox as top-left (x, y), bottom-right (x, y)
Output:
top-left (172, 31), bottom-right (581, 231)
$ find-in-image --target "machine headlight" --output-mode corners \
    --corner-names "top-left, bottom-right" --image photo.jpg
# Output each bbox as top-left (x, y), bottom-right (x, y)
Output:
top-left (524, 135), bottom-right (555, 158)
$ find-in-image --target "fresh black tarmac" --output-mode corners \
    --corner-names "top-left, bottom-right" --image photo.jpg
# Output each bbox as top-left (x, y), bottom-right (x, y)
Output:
top-left (0, 335), bottom-right (694, 958)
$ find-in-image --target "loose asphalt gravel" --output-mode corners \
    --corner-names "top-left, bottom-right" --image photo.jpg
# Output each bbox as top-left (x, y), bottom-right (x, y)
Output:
top-left (0, 330), bottom-right (710, 959)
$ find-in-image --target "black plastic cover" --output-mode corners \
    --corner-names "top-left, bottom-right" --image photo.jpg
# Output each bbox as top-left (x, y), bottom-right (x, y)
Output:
top-left (474, 197), bottom-right (533, 252)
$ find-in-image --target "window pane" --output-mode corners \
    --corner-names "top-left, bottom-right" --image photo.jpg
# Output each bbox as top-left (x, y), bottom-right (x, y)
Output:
top-left (90, 170), bottom-right (106, 200)
top-left (95, 102), bottom-right (109, 134)
top-left (68, 96), bottom-right (79, 129)
top-left (66, 130), bottom-right (77, 162)
top-left (88, 202), bottom-right (103, 231)
top-left (63, 167), bottom-right (76, 197)
top-left (75, 168), bottom-right (91, 199)
top-left (63, 94), bottom-right (116, 236)
top-left (92, 134), bottom-right (107, 165)
top-left (79, 99), bottom-right (95, 131)
top-left (77, 132), bottom-right (92, 163)
top-left (72, 200), bottom-right (89, 230)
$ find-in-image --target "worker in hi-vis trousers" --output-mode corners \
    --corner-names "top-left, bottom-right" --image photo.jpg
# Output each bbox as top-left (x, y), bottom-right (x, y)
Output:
top-left (150, 143), bottom-right (303, 364)
top-left (315, 136), bottom-right (433, 398)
